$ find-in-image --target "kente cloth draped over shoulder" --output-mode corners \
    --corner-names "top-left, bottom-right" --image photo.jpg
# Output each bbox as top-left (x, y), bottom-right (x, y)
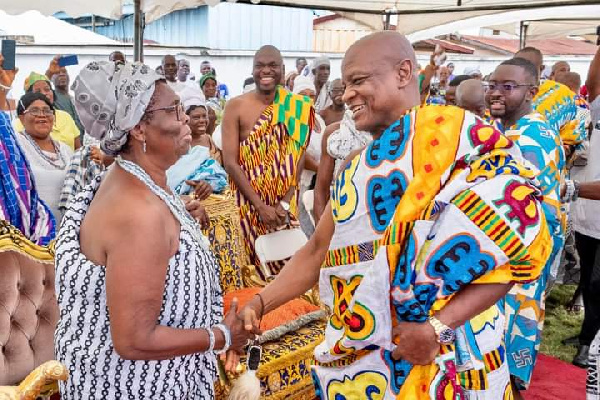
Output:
top-left (312, 105), bottom-right (552, 399)
top-left (498, 113), bottom-right (565, 389)
top-left (533, 80), bottom-right (587, 148)
top-left (230, 85), bottom-right (314, 280)
top-left (0, 112), bottom-right (55, 245)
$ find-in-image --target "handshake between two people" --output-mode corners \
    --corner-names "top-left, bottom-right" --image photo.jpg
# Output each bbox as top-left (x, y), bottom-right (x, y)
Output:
top-left (220, 294), bottom-right (444, 373)
top-left (218, 296), bottom-right (264, 372)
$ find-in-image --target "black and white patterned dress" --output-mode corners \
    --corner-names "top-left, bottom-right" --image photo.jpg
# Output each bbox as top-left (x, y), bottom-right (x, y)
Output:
top-left (54, 170), bottom-right (223, 399)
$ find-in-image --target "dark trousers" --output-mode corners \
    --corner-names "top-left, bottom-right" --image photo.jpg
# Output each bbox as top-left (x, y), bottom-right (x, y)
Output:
top-left (575, 232), bottom-right (600, 345)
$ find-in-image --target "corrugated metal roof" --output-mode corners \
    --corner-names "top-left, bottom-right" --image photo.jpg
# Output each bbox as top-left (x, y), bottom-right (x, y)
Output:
top-left (461, 35), bottom-right (598, 55)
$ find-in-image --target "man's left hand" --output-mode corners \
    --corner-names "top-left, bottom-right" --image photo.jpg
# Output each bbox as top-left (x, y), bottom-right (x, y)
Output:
top-left (391, 321), bottom-right (440, 365)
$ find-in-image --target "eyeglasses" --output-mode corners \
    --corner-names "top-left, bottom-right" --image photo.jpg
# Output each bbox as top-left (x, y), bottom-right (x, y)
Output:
top-left (486, 83), bottom-right (533, 93)
top-left (145, 103), bottom-right (185, 121)
top-left (330, 89), bottom-right (345, 95)
top-left (24, 107), bottom-right (54, 117)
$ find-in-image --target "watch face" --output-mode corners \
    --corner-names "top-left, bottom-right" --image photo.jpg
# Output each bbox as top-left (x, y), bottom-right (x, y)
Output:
top-left (439, 328), bottom-right (456, 344)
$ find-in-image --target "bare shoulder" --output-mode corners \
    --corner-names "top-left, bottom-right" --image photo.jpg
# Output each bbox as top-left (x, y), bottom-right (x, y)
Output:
top-left (225, 92), bottom-right (256, 110)
top-left (85, 169), bottom-right (176, 247)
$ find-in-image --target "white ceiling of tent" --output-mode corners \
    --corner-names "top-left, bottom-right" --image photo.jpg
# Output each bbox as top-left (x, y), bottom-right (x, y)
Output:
top-left (1, 0), bottom-right (598, 24)
top-left (407, 4), bottom-right (600, 41)
top-left (490, 18), bottom-right (599, 40)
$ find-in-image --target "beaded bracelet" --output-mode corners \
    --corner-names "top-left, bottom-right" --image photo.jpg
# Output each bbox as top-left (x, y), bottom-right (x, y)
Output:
top-left (206, 327), bottom-right (216, 352)
top-left (213, 324), bottom-right (231, 355)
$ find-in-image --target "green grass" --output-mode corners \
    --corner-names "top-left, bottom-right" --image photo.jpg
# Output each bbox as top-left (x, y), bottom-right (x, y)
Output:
top-left (540, 284), bottom-right (584, 362)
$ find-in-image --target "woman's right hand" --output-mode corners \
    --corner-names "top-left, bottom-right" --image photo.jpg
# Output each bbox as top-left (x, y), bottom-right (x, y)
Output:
top-left (221, 298), bottom-right (261, 353)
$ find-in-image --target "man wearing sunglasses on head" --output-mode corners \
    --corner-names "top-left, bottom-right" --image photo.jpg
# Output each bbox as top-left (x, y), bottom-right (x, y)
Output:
top-left (486, 57), bottom-right (566, 400)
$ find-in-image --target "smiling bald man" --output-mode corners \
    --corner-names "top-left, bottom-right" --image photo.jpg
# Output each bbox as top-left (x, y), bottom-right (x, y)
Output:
top-left (238, 32), bottom-right (552, 399)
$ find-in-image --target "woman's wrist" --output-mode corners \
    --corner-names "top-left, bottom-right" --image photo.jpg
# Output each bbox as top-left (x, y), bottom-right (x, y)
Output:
top-left (213, 324), bottom-right (231, 354)
top-left (210, 327), bottom-right (226, 352)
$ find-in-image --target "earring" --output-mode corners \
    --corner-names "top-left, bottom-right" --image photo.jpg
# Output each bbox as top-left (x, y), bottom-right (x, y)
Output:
top-left (143, 139), bottom-right (147, 153)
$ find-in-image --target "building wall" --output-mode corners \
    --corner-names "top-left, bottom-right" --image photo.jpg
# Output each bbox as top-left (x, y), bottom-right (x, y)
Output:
top-left (207, 3), bottom-right (313, 51)
top-left (10, 45), bottom-right (343, 100)
top-left (313, 17), bottom-right (373, 53)
top-left (69, 4), bottom-right (313, 51)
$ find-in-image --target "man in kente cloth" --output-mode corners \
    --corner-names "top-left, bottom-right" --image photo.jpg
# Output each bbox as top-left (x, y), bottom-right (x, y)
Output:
top-left (238, 32), bottom-right (552, 399)
top-left (222, 45), bottom-right (314, 280)
top-left (486, 58), bottom-right (566, 399)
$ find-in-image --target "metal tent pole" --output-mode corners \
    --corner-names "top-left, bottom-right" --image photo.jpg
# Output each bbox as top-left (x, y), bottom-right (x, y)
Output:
top-left (519, 21), bottom-right (529, 49)
top-left (134, 0), bottom-right (145, 62)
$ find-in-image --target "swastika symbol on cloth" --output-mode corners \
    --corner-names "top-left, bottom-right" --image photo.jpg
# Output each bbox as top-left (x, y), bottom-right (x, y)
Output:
top-left (512, 349), bottom-right (533, 368)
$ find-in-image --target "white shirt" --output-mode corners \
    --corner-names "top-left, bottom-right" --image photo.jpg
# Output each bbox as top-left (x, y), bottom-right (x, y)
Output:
top-left (572, 97), bottom-right (600, 239)
top-left (16, 132), bottom-right (73, 222)
top-left (166, 80), bottom-right (188, 96)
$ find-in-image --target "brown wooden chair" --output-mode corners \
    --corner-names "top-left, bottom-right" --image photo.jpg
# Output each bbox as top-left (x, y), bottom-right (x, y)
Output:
top-left (0, 221), bottom-right (67, 399)
top-left (202, 194), bottom-right (325, 400)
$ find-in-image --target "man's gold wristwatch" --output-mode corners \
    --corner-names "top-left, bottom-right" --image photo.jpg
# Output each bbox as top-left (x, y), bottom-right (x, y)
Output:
top-left (428, 316), bottom-right (456, 344)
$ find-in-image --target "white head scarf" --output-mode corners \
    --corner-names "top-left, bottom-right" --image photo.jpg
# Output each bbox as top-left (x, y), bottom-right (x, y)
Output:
top-left (179, 85), bottom-right (206, 113)
top-left (293, 75), bottom-right (316, 95)
top-left (72, 61), bottom-right (162, 156)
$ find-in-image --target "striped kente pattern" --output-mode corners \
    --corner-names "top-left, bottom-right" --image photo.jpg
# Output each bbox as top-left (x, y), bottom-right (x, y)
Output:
top-left (458, 345), bottom-right (505, 390)
top-left (231, 102), bottom-right (311, 280)
top-left (452, 189), bottom-right (530, 269)
top-left (323, 240), bottom-right (381, 267)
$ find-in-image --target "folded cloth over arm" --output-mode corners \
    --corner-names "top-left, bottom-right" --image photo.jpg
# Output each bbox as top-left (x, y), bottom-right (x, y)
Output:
top-left (167, 145), bottom-right (228, 195)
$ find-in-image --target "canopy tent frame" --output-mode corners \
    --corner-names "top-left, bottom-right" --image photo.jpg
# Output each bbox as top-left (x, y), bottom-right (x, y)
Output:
top-left (125, 0), bottom-right (600, 61)
top-left (518, 17), bottom-right (599, 49)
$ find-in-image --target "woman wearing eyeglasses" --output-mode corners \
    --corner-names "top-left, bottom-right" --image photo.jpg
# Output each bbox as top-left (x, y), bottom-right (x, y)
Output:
top-left (16, 92), bottom-right (73, 221)
top-left (14, 72), bottom-right (82, 150)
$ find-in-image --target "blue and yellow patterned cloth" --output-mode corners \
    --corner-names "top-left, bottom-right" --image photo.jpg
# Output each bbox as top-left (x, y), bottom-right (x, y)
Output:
top-left (533, 80), bottom-right (587, 148)
top-left (499, 113), bottom-right (566, 389)
top-left (313, 105), bottom-right (552, 399)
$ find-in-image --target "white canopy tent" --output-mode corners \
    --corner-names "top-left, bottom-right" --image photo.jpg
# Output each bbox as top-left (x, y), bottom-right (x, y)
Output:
top-left (0, 10), bottom-right (120, 45)
top-left (1, 0), bottom-right (598, 59)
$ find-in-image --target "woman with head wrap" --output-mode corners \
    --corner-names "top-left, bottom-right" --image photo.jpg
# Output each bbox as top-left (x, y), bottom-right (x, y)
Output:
top-left (310, 56), bottom-right (332, 112)
top-left (54, 61), bottom-right (254, 399)
top-left (166, 92), bottom-right (227, 199)
top-left (14, 72), bottom-right (81, 150)
top-left (16, 92), bottom-right (73, 221)
top-left (200, 73), bottom-right (225, 123)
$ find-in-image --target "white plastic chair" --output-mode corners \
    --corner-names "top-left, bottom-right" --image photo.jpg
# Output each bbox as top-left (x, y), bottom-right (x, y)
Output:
top-left (254, 228), bottom-right (308, 278)
top-left (302, 189), bottom-right (315, 226)
top-left (212, 125), bottom-right (223, 150)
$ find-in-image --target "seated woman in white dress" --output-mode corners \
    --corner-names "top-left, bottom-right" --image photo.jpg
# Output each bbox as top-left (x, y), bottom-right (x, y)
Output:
top-left (54, 61), bottom-right (255, 399)
top-left (16, 92), bottom-right (73, 222)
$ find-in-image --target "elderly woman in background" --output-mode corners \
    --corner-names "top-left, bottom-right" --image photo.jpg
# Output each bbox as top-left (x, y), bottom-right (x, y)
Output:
top-left (54, 61), bottom-right (254, 399)
top-left (0, 56), bottom-right (56, 244)
top-left (14, 72), bottom-right (81, 150)
top-left (16, 92), bottom-right (73, 222)
top-left (166, 92), bottom-right (228, 200)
